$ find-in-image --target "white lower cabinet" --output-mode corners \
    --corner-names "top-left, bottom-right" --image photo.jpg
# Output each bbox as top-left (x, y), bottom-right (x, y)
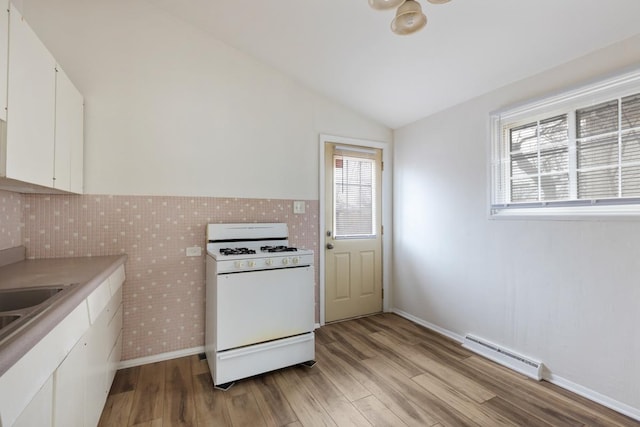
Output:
top-left (52, 290), bottom-right (123, 427)
top-left (0, 264), bottom-right (125, 427)
top-left (82, 285), bottom-right (122, 427)
top-left (13, 376), bottom-right (53, 427)
top-left (52, 339), bottom-right (86, 427)
top-left (53, 265), bottom-right (125, 427)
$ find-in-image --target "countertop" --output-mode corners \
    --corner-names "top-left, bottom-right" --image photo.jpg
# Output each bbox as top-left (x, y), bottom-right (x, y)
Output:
top-left (0, 253), bottom-right (127, 376)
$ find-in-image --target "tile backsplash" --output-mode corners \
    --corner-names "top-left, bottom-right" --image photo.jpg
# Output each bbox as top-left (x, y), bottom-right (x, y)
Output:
top-left (0, 190), bottom-right (22, 250)
top-left (21, 194), bottom-right (319, 361)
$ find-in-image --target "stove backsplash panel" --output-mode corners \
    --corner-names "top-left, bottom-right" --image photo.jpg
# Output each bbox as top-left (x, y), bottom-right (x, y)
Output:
top-left (21, 194), bottom-right (319, 361)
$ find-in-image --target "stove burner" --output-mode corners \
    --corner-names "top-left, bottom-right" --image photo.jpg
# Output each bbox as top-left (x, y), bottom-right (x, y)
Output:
top-left (220, 248), bottom-right (256, 255)
top-left (260, 245), bottom-right (298, 253)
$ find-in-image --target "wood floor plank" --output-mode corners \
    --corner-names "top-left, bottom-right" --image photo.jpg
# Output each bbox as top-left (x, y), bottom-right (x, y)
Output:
top-left (109, 366), bottom-right (140, 395)
top-left (461, 356), bottom-right (619, 426)
top-left (130, 419), bottom-right (162, 427)
top-left (412, 372), bottom-right (518, 426)
top-left (455, 356), bottom-right (620, 426)
top-left (225, 378), bottom-right (255, 397)
top-left (315, 344), bottom-right (372, 402)
top-left (296, 368), bottom-right (372, 426)
top-left (335, 322), bottom-right (424, 378)
top-left (352, 395), bottom-right (408, 427)
top-left (538, 381), bottom-right (640, 427)
top-left (381, 313), bottom-right (474, 359)
top-left (357, 315), bottom-right (422, 345)
top-left (463, 355), bottom-right (529, 381)
top-left (315, 324), bottom-right (341, 346)
top-left (483, 396), bottom-right (554, 427)
top-left (249, 374), bottom-right (299, 426)
top-left (129, 361), bottom-right (165, 425)
top-left (164, 357), bottom-right (197, 426)
top-left (192, 373), bottom-right (232, 427)
top-left (98, 390), bottom-right (135, 426)
top-left (451, 357), bottom-right (584, 426)
top-left (325, 342), bottom-right (445, 427)
top-left (190, 354), bottom-right (210, 376)
top-left (226, 392), bottom-right (267, 427)
top-left (274, 368), bottom-right (337, 426)
top-left (370, 331), bottom-right (495, 403)
top-left (351, 317), bottom-right (382, 334)
top-left (330, 323), bottom-right (378, 360)
top-left (361, 356), bottom-right (476, 427)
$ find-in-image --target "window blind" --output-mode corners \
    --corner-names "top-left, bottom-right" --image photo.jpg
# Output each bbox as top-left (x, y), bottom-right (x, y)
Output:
top-left (333, 147), bottom-right (377, 238)
top-left (492, 86), bottom-right (640, 213)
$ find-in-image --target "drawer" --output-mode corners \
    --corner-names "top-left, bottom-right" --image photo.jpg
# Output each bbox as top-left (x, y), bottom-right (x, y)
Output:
top-left (109, 264), bottom-right (125, 295)
top-left (87, 277), bottom-right (111, 324)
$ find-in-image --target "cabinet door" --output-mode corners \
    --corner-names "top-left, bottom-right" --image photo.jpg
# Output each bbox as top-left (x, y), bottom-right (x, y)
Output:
top-left (54, 66), bottom-right (83, 193)
top-left (6, 3), bottom-right (56, 187)
top-left (0, 2), bottom-right (8, 122)
top-left (84, 304), bottom-right (111, 427)
top-left (53, 337), bottom-right (86, 427)
top-left (14, 376), bottom-right (53, 427)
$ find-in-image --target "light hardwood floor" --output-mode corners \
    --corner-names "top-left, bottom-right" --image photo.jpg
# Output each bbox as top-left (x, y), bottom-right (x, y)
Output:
top-left (99, 313), bottom-right (640, 426)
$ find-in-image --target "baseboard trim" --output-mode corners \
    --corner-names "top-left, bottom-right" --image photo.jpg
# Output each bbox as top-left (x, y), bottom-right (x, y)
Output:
top-left (391, 308), bottom-right (464, 343)
top-left (391, 307), bottom-right (640, 422)
top-left (119, 346), bottom-right (205, 369)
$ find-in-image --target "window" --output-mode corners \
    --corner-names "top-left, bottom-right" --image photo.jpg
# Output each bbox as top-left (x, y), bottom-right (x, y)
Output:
top-left (490, 69), bottom-right (640, 217)
top-left (333, 149), bottom-right (377, 238)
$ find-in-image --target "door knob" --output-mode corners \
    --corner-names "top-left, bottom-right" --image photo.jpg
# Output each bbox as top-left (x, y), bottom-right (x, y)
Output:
top-left (326, 243), bottom-right (334, 250)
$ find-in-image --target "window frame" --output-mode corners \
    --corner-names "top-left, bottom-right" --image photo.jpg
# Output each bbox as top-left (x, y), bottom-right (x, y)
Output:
top-left (332, 152), bottom-right (378, 239)
top-left (489, 68), bottom-right (640, 219)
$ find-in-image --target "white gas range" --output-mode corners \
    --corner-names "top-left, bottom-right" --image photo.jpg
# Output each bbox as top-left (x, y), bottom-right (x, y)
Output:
top-left (204, 223), bottom-right (315, 390)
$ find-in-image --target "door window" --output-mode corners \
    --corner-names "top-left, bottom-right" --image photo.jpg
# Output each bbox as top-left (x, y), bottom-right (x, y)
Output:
top-left (333, 148), bottom-right (377, 239)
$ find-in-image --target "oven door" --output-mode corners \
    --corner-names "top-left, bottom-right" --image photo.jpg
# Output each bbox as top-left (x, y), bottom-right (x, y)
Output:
top-left (216, 266), bottom-right (314, 351)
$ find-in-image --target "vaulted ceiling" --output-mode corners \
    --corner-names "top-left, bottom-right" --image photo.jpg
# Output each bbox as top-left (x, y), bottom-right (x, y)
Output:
top-left (21, 0), bottom-right (640, 129)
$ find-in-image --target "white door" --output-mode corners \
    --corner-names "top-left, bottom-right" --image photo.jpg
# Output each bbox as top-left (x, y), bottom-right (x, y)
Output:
top-left (324, 143), bottom-right (383, 322)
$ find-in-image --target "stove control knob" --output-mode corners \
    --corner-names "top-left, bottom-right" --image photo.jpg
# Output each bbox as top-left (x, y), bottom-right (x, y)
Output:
top-left (282, 258), bottom-right (289, 265)
top-left (234, 261), bottom-right (244, 269)
top-left (265, 259), bottom-right (273, 266)
top-left (248, 261), bottom-right (256, 268)
top-left (292, 257), bottom-right (300, 265)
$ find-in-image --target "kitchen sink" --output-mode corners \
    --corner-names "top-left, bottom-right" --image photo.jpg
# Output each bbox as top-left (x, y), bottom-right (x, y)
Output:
top-left (0, 284), bottom-right (78, 344)
top-left (0, 287), bottom-right (67, 312)
top-left (0, 314), bottom-right (21, 328)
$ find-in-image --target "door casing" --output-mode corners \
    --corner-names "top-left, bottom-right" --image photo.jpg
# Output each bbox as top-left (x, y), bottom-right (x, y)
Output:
top-left (318, 134), bottom-right (392, 326)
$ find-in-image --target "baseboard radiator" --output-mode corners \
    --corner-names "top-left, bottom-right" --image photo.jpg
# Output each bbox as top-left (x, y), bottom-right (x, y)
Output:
top-left (462, 334), bottom-right (543, 381)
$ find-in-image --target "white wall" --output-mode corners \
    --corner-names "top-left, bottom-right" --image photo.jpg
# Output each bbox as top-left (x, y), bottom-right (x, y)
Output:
top-left (19, 0), bottom-right (391, 199)
top-left (394, 34), bottom-right (640, 413)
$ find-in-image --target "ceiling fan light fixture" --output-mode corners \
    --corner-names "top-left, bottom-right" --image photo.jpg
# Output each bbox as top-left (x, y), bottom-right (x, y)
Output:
top-left (390, 0), bottom-right (427, 35)
top-left (368, 0), bottom-right (405, 11)
top-left (426, 0), bottom-right (451, 4)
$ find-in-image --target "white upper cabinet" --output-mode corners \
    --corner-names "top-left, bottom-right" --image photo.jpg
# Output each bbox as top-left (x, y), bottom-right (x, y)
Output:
top-left (6, 2), bottom-right (56, 188)
top-left (54, 66), bottom-right (84, 193)
top-left (0, 2), bottom-right (84, 194)
top-left (0, 3), bottom-right (8, 121)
